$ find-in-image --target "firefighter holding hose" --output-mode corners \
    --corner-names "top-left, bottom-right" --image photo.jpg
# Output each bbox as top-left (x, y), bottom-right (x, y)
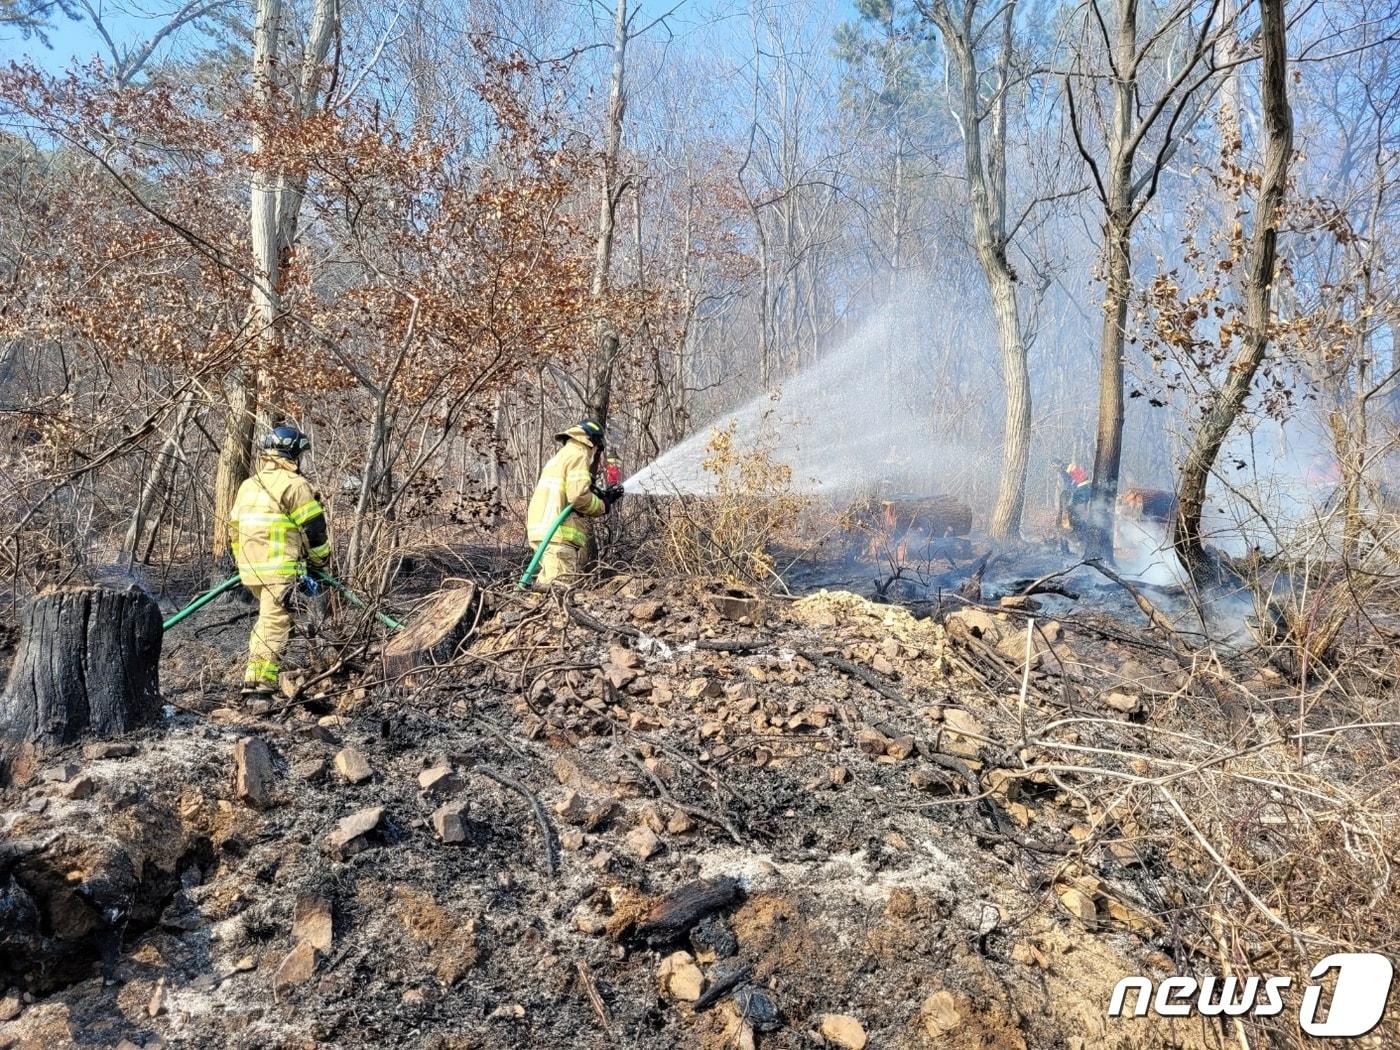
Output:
top-left (525, 419), bottom-right (624, 587)
top-left (229, 424), bottom-right (332, 696)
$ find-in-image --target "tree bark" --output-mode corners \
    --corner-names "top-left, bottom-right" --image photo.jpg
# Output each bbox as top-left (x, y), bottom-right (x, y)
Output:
top-left (210, 0), bottom-right (338, 556)
top-left (586, 0), bottom-right (629, 428)
top-left (929, 1), bottom-right (1030, 542)
top-left (1, 587), bottom-right (163, 780)
top-left (379, 585), bottom-right (484, 679)
top-left (1171, 0), bottom-right (1292, 577)
top-left (211, 0), bottom-right (283, 557)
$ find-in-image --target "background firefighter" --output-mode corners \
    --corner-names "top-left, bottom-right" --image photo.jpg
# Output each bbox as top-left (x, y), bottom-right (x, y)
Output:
top-left (526, 420), bottom-right (622, 586)
top-left (229, 425), bottom-right (331, 696)
top-left (1053, 458), bottom-right (1091, 535)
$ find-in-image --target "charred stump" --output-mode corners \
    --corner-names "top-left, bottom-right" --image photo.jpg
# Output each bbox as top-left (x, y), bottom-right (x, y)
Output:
top-left (1, 586), bottom-right (162, 780)
top-left (380, 584), bottom-right (484, 679)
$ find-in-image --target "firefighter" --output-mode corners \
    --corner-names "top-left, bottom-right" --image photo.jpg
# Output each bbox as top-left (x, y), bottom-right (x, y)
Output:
top-left (229, 424), bottom-right (331, 696)
top-left (526, 419), bottom-right (623, 586)
top-left (1053, 458), bottom-right (1091, 532)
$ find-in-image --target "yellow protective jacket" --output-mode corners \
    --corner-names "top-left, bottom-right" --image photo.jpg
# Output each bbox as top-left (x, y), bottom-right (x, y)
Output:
top-left (526, 426), bottom-right (606, 549)
top-left (230, 454), bottom-right (331, 586)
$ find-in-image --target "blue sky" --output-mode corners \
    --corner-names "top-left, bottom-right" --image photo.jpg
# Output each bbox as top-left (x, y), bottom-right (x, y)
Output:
top-left (2, 6), bottom-right (175, 73)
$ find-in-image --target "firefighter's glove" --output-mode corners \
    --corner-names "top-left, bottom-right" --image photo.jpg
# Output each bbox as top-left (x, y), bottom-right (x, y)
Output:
top-left (602, 483), bottom-right (625, 510)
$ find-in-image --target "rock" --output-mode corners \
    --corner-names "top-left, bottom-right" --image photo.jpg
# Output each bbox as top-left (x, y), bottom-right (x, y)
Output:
top-left (292, 895), bottom-right (334, 953)
top-left (147, 977), bottom-right (166, 1017)
top-left (870, 654), bottom-right (896, 676)
top-left (233, 737), bottom-right (275, 808)
top-left (884, 735), bottom-right (915, 761)
top-left (1056, 885), bottom-right (1097, 923)
top-left (631, 601), bottom-right (664, 622)
top-left (432, 802), bottom-right (468, 844)
top-left (626, 826), bottom-right (662, 861)
top-left (41, 763), bottom-right (81, 783)
top-left (322, 806), bottom-right (385, 859)
top-left (657, 950), bottom-right (705, 1001)
top-left (334, 748), bottom-right (372, 784)
top-left (855, 728), bottom-right (888, 756)
top-left (946, 607), bottom-right (1002, 643)
top-left (1103, 691), bottom-right (1139, 713)
top-left (82, 742), bottom-right (135, 760)
top-left (609, 644), bottom-right (642, 669)
top-left (940, 708), bottom-right (986, 757)
top-left (819, 1013), bottom-right (867, 1050)
top-left (733, 986), bottom-right (781, 1031)
top-left (272, 940), bottom-right (321, 997)
top-left (417, 763), bottom-right (461, 795)
top-left (59, 774), bottom-right (96, 800)
top-left (921, 990), bottom-right (961, 1036)
top-left (292, 757), bottom-right (326, 782)
top-left (554, 790), bottom-right (613, 830)
top-left (685, 677), bottom-right (724, 700)
top-left (560, 829), bottom-right (584, 850)
top-left (0, 993), bottom-right (21, 1022)
top-left (489, 1003), bottom-right (525, 1020)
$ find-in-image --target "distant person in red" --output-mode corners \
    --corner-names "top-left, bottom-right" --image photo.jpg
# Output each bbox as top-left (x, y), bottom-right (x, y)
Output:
top-left (1052, 458), bottom-right (1091, 532)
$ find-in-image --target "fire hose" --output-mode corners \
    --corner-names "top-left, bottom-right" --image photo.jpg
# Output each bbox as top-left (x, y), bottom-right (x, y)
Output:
top-left (517, 506), bottom-right (573, 590)
top-left (162, 569), bottom-right (405, 632)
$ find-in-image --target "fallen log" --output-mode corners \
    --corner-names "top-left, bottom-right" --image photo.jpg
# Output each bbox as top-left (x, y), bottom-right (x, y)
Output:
top-left (379, 584), bottom-right (484, 678)
top-left (1, 586), bottom-right (162, 782)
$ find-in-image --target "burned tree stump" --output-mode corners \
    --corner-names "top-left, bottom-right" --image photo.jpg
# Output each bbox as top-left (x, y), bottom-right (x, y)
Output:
top-left (380, 584), bottom-right (484, 679)
top-left (1, 586), bottom-right (162, 780)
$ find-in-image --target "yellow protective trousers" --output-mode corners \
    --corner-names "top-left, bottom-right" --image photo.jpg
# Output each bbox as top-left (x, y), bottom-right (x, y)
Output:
top-left (244, 582), bottom-right (293, 687)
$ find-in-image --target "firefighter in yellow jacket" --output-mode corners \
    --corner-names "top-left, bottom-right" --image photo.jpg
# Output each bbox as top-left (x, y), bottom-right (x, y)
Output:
top-left (526, 419), bottom-right (621, 586)
top-left (229, 425), bottom-right (332, 696)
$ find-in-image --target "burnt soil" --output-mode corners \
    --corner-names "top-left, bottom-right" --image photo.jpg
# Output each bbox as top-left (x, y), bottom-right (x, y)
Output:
top-left (0, 557), bottom-right (1369, 1050)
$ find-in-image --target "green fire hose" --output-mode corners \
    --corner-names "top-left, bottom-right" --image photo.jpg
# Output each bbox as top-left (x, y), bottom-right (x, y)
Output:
top-left (161, 569), bottom-right (405, 632)
top-left (312, 570), bottom-right (406, 632)
top-left (518, 506), bottom-right (574, 590)
top-left (162, 573), bottom-right (242, 630)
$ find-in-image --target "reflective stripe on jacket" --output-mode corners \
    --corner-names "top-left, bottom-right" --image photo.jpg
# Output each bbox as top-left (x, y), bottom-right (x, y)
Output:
top-left (526, 427), bottom-right (605, 549)
top-left (230, 455), bottom-right (331, 585)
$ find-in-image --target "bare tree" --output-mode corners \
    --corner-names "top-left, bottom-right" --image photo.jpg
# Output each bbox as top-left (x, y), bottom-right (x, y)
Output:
top-left (1066, 0), bottom-right (1229, 558)
top-left (210, 0), bottom-right (340, 558)
top-left (1171, 0), bottom-right (1292, 577)
top-left (922, 0), bottom-right (1030, 541)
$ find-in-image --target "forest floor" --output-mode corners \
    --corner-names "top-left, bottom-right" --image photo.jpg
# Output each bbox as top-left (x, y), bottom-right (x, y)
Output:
top-left (0, 544), bottom-right (1395, 1049)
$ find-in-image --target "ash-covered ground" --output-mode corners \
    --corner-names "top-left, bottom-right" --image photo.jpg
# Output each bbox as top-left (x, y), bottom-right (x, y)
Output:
top-left (1, 552), bottom-right (1385, 1050)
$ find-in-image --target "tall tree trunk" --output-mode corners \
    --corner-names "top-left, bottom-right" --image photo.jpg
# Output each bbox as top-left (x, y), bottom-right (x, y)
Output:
top-left (210, 0), bottom-right (338, 557)
top-left (1082, 0), bottom-right (1138, 561)
top-left (586, 0), bottom-right (628, 428)
top-left (931, 1), bottom-right (1029, 542)
top-left (211, 0), bottom-right (283, 557)
top-left (1087, 217), bottom-right (1130, 558)
top-left (1171, 0), bottom-right (1292, 577)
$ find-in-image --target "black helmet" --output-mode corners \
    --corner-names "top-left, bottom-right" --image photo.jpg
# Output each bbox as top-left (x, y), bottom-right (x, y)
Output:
top-left (264, 424), bottom-right (311, 459)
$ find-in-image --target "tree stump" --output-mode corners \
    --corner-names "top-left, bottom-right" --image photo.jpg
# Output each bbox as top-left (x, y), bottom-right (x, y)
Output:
top-left (380, 584), bottom-right (484, 679)
top-left (1, 586), bottom-right (162, 780)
